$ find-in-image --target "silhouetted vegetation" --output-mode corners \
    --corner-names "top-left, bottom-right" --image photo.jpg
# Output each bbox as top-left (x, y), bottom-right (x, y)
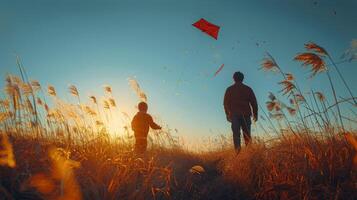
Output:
top-left (1, 42), bottom-right (356, 199)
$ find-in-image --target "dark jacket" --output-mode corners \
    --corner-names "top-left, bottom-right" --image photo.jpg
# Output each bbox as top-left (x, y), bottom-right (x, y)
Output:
top-left (224, 82), bottom-right (258, 118)
top-left (131, 112), bottom-right (161, 138)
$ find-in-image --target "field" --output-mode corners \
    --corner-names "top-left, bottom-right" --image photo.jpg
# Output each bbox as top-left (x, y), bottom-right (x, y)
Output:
top-left (1, 42), bottom-right (357, 200)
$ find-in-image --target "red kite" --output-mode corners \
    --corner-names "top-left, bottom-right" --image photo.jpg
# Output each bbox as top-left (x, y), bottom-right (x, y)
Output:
top-left (192, 18), bottom-right (220, 40)
top-left (214, 64), bottom-right (225, 76)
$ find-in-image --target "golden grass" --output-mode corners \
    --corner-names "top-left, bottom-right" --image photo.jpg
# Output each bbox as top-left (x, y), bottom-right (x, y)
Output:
top-left (0, 41), bottom-right (356, 199)
top-left (0, 134), bottom-right (16, 168)
top-left (294, 53), bottom-right (327, 77)
top-left (221, 133), bottom-right (356, 199)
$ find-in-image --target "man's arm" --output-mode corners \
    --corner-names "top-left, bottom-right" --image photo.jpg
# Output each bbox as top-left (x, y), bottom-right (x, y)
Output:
top-left (249, 88), bottom-right (258, 121)
top-left (223, 88), bottom-right (231, 122)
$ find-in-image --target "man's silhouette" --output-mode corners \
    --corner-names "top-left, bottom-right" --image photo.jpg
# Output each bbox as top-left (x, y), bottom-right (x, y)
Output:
top-left (224, 72), bottom-right (258, 152)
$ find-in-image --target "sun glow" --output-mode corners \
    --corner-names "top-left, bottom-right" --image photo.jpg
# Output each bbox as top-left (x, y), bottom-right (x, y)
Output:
top-left (99, 106), bottom-right (131, 138)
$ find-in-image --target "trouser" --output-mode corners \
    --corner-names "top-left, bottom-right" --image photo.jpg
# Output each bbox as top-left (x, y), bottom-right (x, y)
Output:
top-left (134, 137), bottom-right (147, 155)
top-left (231, 114), bottom-right (252, 151)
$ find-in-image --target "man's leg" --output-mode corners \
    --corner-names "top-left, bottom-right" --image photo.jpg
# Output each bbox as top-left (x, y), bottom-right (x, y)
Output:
top-left (231, 114), bottom-right (242, 152)
top-left (241, 116), bottom-right (252, 146)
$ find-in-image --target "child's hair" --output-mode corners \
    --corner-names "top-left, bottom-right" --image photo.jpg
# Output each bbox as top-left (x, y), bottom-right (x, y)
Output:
top-left (138, 102), bottom-right (148, 112)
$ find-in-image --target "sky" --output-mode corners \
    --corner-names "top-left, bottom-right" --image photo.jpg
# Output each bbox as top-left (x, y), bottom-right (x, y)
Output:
top-left (1, 0), bottom-right (356, 141)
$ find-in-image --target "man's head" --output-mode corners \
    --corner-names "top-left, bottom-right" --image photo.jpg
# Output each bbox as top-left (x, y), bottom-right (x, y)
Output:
top-left (233, 71), bottom-right (244, 83)
top-left (138, 101), bottom-right (148, 113)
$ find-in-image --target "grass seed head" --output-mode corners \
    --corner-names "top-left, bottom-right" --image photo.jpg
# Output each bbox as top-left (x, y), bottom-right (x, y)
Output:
top-left (48, 85), bottom-right (57, 96)
top-left (285, 73), bottom-right (295, 81)
top-left (315, 92), bottom-right (326, 102)
top-left (89, 96), bottom-right (97, 104)
top-left (294, 53), bottom-right (326, 77)
top-left (69, 85), bottom-right (79, 97)
top-left (108, 98), bottom-right (116, 107)
top-left (305, 42), bottom-right (328, 56)
top-left (104, 85), bottom-right (112, 94)
top-left (279, 80), bottom-right (296, 96)
top-left (261, 57), bottom-right (279, 72)
top-left (286, 106), bottom-right (296, 116)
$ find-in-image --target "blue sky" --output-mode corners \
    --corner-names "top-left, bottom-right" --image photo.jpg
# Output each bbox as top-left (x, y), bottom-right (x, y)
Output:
top-left (1, 0), bottom-right (356, 139)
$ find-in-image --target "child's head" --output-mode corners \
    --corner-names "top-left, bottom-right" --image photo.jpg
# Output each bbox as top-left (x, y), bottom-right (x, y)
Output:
top-left (138, 102), bottom-right (148, 113)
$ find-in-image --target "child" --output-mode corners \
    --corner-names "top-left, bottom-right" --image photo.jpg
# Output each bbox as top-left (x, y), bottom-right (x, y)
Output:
top-left (131, 102), bottom-right (161, 154)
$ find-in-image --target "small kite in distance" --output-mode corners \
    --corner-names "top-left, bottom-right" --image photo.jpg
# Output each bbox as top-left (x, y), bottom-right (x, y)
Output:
top-left (192, 18), bottom-right (220, 40)
top-left (214, 64), bottom-right (225, 76)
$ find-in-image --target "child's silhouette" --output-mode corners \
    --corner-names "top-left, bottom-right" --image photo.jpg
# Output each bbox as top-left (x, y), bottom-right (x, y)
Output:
top-left (131, 102), bottom-right (161, 155)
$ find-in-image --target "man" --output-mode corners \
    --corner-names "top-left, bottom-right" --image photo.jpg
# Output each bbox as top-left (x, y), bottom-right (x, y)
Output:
top-left (224, 71), bottom-right (258, 152)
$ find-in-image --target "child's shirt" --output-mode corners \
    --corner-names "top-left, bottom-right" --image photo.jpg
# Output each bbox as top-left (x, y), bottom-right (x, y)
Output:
top-left (131, 112), bottom-right (161, 138)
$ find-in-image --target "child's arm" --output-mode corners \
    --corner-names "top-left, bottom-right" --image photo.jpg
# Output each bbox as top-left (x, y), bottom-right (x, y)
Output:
top-left (149, 116), bottom-right (161, 130)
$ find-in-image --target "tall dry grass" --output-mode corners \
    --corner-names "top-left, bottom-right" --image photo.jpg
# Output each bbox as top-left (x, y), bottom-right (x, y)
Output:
top-left (219, 41), bottom-right (357, 200)
top-left (0, 41), bottom-right (356, 199)
top-left (221, 133), bottom-right (356, 199)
